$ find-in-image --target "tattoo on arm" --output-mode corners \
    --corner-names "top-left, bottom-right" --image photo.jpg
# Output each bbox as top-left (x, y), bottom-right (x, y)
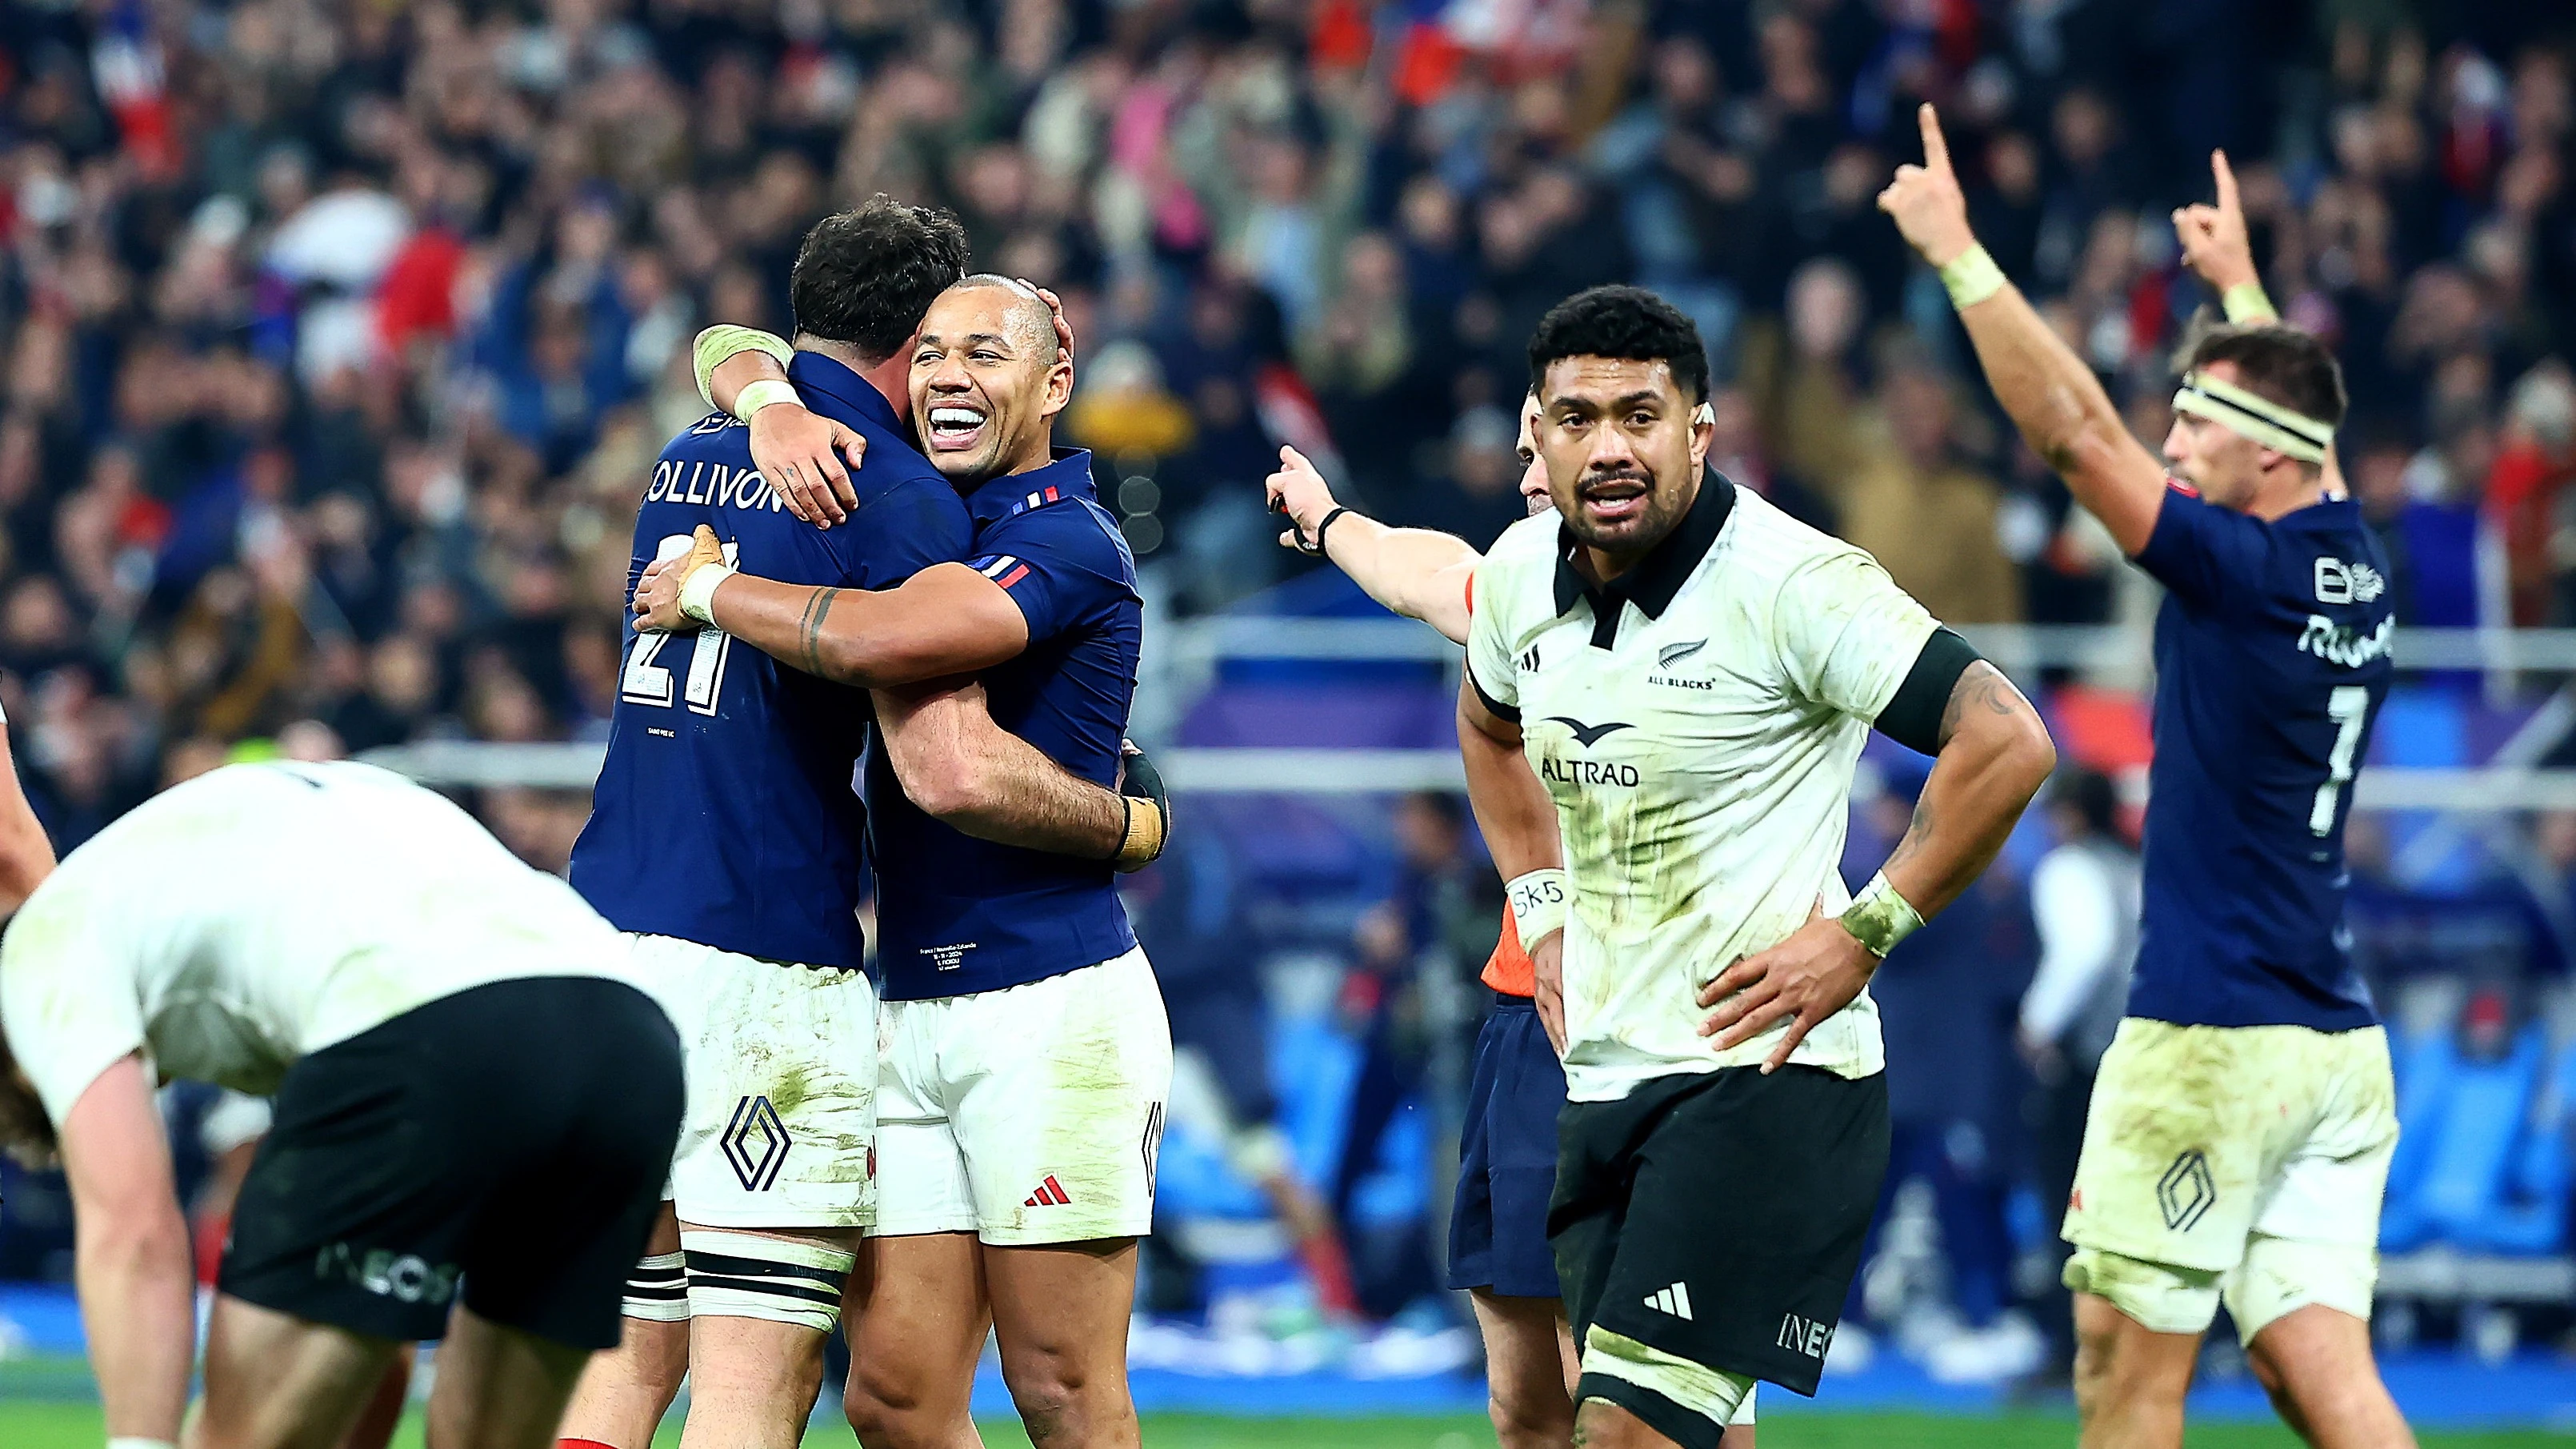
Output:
top-left (798, 587), bottom-right (842, 678)
top-left (1936, 661), bottom-right (2022, 747)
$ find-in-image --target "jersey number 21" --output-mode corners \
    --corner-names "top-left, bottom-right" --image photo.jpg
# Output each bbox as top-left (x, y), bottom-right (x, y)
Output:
top-left (622, 535), bottom-right (738, 716)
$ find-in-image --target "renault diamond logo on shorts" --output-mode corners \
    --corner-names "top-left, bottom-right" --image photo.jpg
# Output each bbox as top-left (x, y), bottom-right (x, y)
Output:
top-left (1543, 717), bottom-right (1634, 748)
top-left (2157, 1149), bottom-right (2216, 1231)
top-left (721, 1095), bottom-right (791, 1191)
top-left (1657, 638), bottom-right (1707, 669)
top-left (1643, 1282), bottom-right (1694, 1319)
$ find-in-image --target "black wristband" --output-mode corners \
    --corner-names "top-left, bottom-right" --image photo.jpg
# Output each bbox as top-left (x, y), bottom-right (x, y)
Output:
top-left (1308, 506), bottom-right (1352, 558)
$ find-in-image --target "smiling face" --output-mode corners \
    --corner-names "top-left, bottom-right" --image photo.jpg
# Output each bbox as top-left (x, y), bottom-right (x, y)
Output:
top-left (1536, 356), bottom-right (1711, 560)
top-left (909, 282), bottom-right (1072, 484)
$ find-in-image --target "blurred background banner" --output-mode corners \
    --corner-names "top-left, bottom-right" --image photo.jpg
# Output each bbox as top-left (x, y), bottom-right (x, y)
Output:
top-left (5, 0), bottom-right (2576, 1434)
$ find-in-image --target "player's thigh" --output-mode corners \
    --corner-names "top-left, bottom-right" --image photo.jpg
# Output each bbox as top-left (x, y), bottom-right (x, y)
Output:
top-left (195, 1294), bottom-right (400, 1449)
top-left (846, 1231), bottom-right (990, 1417)
top-left (649, 935), bottom-right (879, 1234)
top-left (2228, 1028), bottom-right (2397, 1343)
top-left (950, 950), bottom-right (1174, 1245)
top-left (425, 1303), bottom-right (593, 1449)
top-left (2061, 1019), bottom-right (2274, 1305)
top-left (984, 1236), bottom-right (1142, 1390)
top-left (681, 1222), bottom-right (862, 1399)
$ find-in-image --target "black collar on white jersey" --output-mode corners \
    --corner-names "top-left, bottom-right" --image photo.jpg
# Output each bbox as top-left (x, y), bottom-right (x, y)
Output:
top-left (1553, 468), bottom-right (1738, 648)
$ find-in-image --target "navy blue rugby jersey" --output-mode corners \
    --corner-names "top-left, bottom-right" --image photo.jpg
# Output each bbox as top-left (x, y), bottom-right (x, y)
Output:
top-left (2127, 485), bottom-right (2394, 1032)
top-left (570, 354), bottom-right (972, 967)
top-left (865, 450), bottom-right (1142, 999)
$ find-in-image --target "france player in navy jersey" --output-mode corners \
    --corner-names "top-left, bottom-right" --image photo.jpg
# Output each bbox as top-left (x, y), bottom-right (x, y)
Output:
top-left (560, 206), bottom-right (1150, 1449)
top-left (1886, 111), bottom-right (2412, 1449)
top-left (644, 277), bottom-right (1166, 1449)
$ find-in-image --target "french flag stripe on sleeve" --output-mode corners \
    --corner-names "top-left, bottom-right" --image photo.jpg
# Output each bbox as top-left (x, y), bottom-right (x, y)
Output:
top-left (974, 554), bottom-right (1031, 589)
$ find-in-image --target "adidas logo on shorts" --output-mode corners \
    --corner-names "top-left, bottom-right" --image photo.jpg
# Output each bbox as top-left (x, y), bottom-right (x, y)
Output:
top-left (1024, 1175), bottom-right (1074, 1208)
top-left (1643, 1282), bottom-right (1694, 1320)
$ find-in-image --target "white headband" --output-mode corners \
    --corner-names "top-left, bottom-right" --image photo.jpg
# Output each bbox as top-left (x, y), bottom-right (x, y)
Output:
top-left (2170, 370), bottom-right (2334, 465)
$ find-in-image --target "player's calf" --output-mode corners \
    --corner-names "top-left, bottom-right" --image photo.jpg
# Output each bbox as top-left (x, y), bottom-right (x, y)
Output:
top-left (2243, 1305), bottom-right (2415, 1449)
top-left (559, 1217), bottom-right (688, 1449)
top-left (2068, 1285), bottom-right (2198, 1449)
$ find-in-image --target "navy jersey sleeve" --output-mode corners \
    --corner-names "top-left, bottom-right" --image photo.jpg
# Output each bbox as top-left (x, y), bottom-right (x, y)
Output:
top-left (774, 477), bottom-right (974, 590)
top-left (2133, 486), bottom-right (2271, 614)
top-left (966, 503), bottom-right (1137, 642)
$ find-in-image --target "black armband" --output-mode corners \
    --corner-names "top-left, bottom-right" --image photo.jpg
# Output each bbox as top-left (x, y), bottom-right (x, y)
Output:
top-left (1873, 627), bottom-right (1982, 756)
top-left (1469, 669), bottom-right (1520, 725)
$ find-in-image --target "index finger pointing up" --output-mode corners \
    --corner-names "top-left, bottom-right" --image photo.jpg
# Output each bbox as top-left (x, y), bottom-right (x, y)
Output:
top-left (1918, 102), bottom-right (1952, 174)
top-left (2211, 148), bottom-right (2241, 215)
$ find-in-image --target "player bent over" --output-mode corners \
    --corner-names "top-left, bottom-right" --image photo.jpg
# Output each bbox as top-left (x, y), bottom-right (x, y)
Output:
top-left (1462, 286), bottom-right (2054, 1449)
top-left (0, 761), bottom-right (682, 1449)
top-left (1263, 402), bottom-right (1758, 1449)
top-left (1882, 107), bottom-right (2410, 1449)
top-left (650, 276), bottom-right (1166, 1449)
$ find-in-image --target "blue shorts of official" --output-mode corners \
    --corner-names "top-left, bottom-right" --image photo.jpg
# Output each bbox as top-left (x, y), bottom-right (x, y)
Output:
top-left (1448, 995), bottom-right (1566, 1299)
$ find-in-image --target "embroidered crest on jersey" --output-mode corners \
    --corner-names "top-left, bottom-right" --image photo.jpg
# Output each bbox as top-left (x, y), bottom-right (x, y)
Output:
top-left (1656, 638), bottom-right (1707, 669)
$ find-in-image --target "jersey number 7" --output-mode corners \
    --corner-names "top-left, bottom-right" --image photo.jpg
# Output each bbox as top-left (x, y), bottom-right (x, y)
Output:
top-left (622, 535), bottom-right (739, 717)
top-left (2309, 685), bottom-right (2370, 836)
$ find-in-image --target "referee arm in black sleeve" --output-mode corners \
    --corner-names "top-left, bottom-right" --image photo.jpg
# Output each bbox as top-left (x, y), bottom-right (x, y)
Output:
top-left (1702, 630), bottom-right (2055, 1070)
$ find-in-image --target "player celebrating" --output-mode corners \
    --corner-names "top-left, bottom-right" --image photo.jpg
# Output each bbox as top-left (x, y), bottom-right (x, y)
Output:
top-left (0, 761), bottom-right (682, 1449)
top-left (643, 275), bottom-right (1166, 1449)
top-left (1460, 285), bottom-right (2055, 1449)
top-left (562, 206), bottom-right (1157, 1449)
top-left (1264, 402), bottom-right (1757, 1448)
top-left (1881, 108), bottom-right (2409, 1449)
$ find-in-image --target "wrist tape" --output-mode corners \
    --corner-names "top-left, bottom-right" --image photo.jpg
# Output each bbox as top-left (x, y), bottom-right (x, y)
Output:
top-left (734, 378), bottom-right (800, 423)
top-left (1506, 868), bottom-right (1569, 943)
top-left (1838, 871), bottom-right (1925, 959)
top-left (1939, 245), bottom-right (2007, 310)
top-left (678, 563), bottom-right (735, 625)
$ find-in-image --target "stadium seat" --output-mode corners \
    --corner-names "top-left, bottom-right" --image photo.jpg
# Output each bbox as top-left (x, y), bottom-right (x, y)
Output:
top-left (2382, 1023), bottom-right (2550, 1252)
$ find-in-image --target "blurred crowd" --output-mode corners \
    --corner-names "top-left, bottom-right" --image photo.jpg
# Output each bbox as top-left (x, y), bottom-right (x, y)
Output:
top-left (0, 0), bottom-right (2567, 853)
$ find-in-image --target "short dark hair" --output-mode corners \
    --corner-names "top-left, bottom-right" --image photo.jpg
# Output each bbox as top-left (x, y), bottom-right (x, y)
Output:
top-left (789, 196), bottom-right (970, 363)
top-left (2177, 315), bottom-right (2348, 433)
top-left (1527, 285), bottom-right (1710, 405)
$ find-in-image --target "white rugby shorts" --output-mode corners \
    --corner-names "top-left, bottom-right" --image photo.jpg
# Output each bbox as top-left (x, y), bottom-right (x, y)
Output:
top-left (874, 947), bottom-right (1172, 1245)
top-left (2062, 1017), bottom-right (2397, 1341)
top-left (630, 933), bottom-right (878, 1231)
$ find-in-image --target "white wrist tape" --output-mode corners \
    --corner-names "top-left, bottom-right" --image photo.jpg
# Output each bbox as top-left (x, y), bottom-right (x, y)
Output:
top-left (1506, 867), bottom-right (1569, 943)
top-left (109, 1438), bottom-right (178, 1449)
top-left (678, 562), bottom-right (735, 626)
top-left (734, 378), bottom-right (799, 423)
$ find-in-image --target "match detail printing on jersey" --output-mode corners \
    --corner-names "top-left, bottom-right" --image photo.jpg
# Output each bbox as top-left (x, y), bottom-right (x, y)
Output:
top-left (1466, 476), bottom-right (1939, 1103)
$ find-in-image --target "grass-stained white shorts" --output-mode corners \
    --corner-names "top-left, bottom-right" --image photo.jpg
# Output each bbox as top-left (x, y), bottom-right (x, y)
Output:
top-left (2062, 1017), bottom-right (2396, 1341)
top-left (632, 932), bottom-right (878, 1231)
top-left (874, 947), bottom-right (1171, 1245)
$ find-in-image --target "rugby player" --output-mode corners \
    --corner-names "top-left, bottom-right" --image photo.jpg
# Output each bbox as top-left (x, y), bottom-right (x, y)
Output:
top-left (1263, 405), bottom-right (1757, 1448)
top-left (1459, 284), bottom-right (2056, 1449)
top-left (641, 275), bottom-right (1166, 1449)
top-left (1881, 106), bottom-right (2409, 1449)
top-left (0, 760), bottom-right (683, 1449)
top-left (562, 205), bottom-right (1159, 1449)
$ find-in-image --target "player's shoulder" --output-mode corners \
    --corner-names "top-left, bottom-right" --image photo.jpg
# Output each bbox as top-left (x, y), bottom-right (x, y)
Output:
top-left (1471, 511), bottom-right (1563, 614)
top-left (979, 492), bottom-right (1137, 584)
top-left (1710, 485), bottom-right (1884, 607)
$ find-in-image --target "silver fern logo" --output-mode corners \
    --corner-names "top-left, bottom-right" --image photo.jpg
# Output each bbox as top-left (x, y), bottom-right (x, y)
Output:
top-left (1657, 638), bottom-right (1706, 670)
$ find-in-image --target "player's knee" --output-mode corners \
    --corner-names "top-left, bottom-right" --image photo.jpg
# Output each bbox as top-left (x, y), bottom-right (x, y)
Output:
top-left (843, 1367), bottom-right (947, 1449)
top-left (1485, 1353), bottom-right (1574, 1442)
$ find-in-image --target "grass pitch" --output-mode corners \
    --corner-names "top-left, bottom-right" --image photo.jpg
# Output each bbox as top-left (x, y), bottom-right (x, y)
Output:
top-left (3, 1401), bottom-right (2573, 1447)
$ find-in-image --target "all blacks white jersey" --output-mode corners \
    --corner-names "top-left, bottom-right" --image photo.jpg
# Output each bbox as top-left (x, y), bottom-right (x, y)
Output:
top-left (1468, 477), bottom-right (1940, 1102)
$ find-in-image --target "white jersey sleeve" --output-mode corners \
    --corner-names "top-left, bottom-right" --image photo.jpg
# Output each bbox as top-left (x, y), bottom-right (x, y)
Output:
top-left (1466, 548), bottom-right (1526, 718)
top-left (1773, 548), bottom-right (1942, 723)
top-left (0, 919), bottom-right (144, 1126)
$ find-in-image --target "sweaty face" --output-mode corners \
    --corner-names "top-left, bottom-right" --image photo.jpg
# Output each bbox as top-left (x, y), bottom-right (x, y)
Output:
top-left (1516, 393), bottom-right (1549, 515)
top-left (910, 286), bottom-right (1070, 484)
top-left (1537, 358), bottom-right (1709, 555)
top-left (2161, 358), bottom-right (2267, 511)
